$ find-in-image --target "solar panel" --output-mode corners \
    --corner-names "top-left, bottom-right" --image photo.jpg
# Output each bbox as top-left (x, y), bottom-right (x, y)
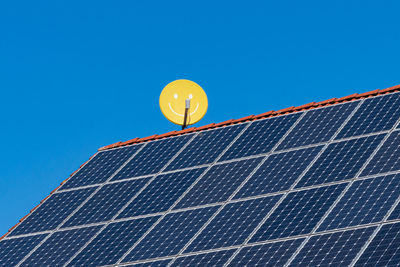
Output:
top-left (125, 260), bottom-right (171, 266)
top-left (361, 130), bottom-right (400, 176)
top-left (290, 227), bottom-right (376, 266)
top-left (2, 90), bottom-right (400, 266)
top-left (165, 124), bottom-right (246, 171)
top-left (295, 134), bottom-right (384, 188)
top-left (354, 222), bottom-right (400, 266)
top-left (69, 217), bottom-right (159, 266)
top-left (62, 178), bottom-right (150, 227)
top-left (250, 183), bottom-right (347, 242)
top-left (117, 168), bottom-right (206, 218)
top-left (220, 113), bottom-right (301, 161)
top-left (317, 173), bottom-right (400, 231)
top-left (61, 144), bottom-right (144, 189)
top-left (234, 146), bottom-right (322, 199)
top-left (20, 226), bottom-right (101, 266)
top-left (112, 134), bottom-right (193, 181)
top-left (172, 249), bottom-right (236, 266)
top-left (228, 238), bottom-right (304, 266)
top-left (121, 207), bottom-right (218, 262)
top-left (336, 92), bottom-right (400, 139)
top-left (277, 101), bottom-right (358, 150)
top-left (174, 157), bottom-right (263, 209)
top-left (0, 234), bottom-right (47, 267)
top-left (184, 196), bottom-right (280, 252)
top-left (9, 187), bottom-right (96, 236)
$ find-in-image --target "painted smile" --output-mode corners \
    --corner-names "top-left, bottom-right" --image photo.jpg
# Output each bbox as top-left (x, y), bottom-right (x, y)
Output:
top-left (168, 102), bottom-right (199, 117)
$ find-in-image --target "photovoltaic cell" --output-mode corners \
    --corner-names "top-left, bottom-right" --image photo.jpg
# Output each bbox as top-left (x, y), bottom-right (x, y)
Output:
top-left (234, 146), bottom-right (322, 199)
top-left (122, 206), bottom-right (218, 262)
top-left (61, 144), bottom-right (143, 189)
top-left (124, 260), bottom-right (171, 267)
top-left (291, 227), bottom-right (376, 266)
top-left (185, 196), bottom-right (280, 252)
top-left (336, 92), bottom-right (400, 139)
top-left (0, 234), bottom-right (47, 267)
top-left (112, 135), bottom-right (192, 181)
top-left (9, 187), bottom-right (97, 236)
top-left (295, 134), bottom-right (384, 188)
top-left (165, 124), bottom-right (246, 171)
top-left (355, 222), bottom-right (400, 266)
top-left (388, 202), bottom-right (400, 220)
top-left (220, 113), bottom-right (301, 161)
top-left (21, 226), bottom-right (101, 266)
top-left (172, 249), bottom-right (236, 267)
top-left (228, 238), bottom-right (304, 267)
top-left (117, 168), bottom-right (206, 218)
top-left (250, 183), bottom-right (347, 242)
top-left (174, 158), bottom-right (263, 209)
top-left (278, 102), bottom-right (358, 150)
top-left (318, 174), bottom-right (400, 231)
top-left (361, 131), bottom-right (400, 176)
top-left (63, 178), bottom-right (149, 227)
top-left (70, 216), bottom-right (159, 266)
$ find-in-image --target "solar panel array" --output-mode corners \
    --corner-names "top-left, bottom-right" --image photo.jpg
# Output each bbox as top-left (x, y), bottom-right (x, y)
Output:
top-left (2, 91), bottom-right (400, 266)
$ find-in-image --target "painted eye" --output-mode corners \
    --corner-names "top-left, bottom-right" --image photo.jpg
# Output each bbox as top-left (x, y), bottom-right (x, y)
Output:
top-left (174, 93), bottom-right (178, 99)
top-left (189, 94), bottom-right (193, 99)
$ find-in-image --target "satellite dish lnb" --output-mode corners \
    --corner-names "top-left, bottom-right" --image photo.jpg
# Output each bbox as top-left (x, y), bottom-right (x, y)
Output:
top-left (159, 79), bottom-right (208, 129)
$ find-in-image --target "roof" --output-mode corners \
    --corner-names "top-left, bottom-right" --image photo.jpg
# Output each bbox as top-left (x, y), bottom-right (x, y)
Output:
top-left (2, 83), bottom-right (400, 266)
top-left (98, 83), bottom-right (400, 151)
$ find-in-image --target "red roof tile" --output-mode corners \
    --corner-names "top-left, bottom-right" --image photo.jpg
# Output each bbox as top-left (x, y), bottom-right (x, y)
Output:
top-left (97, 84), bottom-right (400, 151)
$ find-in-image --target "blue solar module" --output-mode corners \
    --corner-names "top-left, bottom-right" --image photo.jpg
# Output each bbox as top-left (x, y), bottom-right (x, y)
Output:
top-left (9, 187), bottom-right (96, 236)
top-left (63, 178), bottom-right (149, 227)
top-left (234, 146), bottom-right (322, 199)
top-left (228, 238), bottom-right (304, 266)
top-left (0, 234), bottom-right (47, 267)
top-left (318, 174), bottom-right (400, 231)
top-left (21, 226), bottom-right (101, 266)
top-left (172, 249), bottom-right (236, 266)
top-left (117, 168), bottom-right (206, 218)
top-left (174, 158), bottom-right (263, 209)
top-left (69, 216), bottom-right (159, 266)
top-left (291, 227), bottom-right (376, 266)
top-left (354, 222), bottom-right (400, 266)
top-left (61, 144), bottom-right (143, 189)
top-left (165, 124), bottom-right (246, 171)
top-left (185, 195), bottom-right (281, 252)
top-left (295, 134), bottom-right (384, 188)
top-left (112, 135), bottom-right (192, 181)
top-left (250, 183), bottom-right (347, 242)
top-left (220, 113), bottom-right (301, 161)
top-left (124, 260), bottom-right (171, 267)
top-left (278, 102), bottom-right (358, 150)
top-left (336, 92), bottom-right (400, 139)
top-left (362, 130), bottom-right (400, 176)
top-left (121, 206), bottom-right (218, 262)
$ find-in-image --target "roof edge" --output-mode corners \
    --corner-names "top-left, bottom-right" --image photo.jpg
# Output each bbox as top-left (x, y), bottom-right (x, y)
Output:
top-left (99, 83), bottom-right (400, 151)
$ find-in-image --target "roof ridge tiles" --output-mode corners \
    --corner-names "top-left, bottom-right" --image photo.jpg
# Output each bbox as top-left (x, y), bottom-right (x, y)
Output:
top-left (97, 83), bottom-right (400, 151)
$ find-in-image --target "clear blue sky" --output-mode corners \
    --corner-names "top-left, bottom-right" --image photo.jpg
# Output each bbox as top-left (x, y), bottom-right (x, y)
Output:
top-left (0, 1), bottom-right (399, 235)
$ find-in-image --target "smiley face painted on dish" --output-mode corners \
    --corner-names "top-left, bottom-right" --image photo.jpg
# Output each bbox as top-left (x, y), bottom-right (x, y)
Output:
top-left (159, 79), bottom-right (208, 125)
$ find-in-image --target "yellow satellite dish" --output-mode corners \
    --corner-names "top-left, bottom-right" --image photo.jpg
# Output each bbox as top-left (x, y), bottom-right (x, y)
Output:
top-left (159, 79), bottom-right (208, 128)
